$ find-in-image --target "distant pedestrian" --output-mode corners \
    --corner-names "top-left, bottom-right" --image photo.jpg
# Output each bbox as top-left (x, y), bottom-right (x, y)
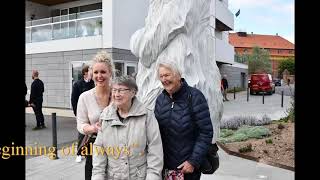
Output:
top-left (221, 75), bottom-right (229, 101)
top-left (71, 65), bottom-right (95, 163)
top-left (29, 70), bottom-right (45, 130)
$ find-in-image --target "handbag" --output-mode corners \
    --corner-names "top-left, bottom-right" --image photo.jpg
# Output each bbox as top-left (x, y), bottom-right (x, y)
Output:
top-left (77, 134), bottom-right (90, 155)
top-left (187, 88), bottom-right (220, 174)
top-left (199, 143), bottom-right (219, 174)
top-left (164, 169), bottom-right (184, 180)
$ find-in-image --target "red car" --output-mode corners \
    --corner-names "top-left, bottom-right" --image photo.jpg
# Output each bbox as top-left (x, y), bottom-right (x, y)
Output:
top-left (249, 74), bottom-right (275, 95)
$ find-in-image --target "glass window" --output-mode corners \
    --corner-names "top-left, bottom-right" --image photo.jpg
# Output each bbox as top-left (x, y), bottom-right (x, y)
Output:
top-left (71, 62), bottom-right (86, 85)
top-left (114, 62), bottom-right (124, 77)
top-left (69, 7), bottom-right (79, 14)
top-left (127, 66), bottom-right (136, 76)
top-left (61, 9), bottom-right (68, 15)
top-left (80, 3), bottom-right (102, 12)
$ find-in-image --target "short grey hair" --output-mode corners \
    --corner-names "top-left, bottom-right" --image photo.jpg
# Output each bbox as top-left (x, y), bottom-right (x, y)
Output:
top-left (112, 75), bottom-right (138, 92)
top-left (156, 60), bottom-right (182, 78)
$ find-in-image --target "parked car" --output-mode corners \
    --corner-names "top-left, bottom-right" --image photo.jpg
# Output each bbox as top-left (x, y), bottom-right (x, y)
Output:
top-left (273, 78), bottom-right (281, 86)
top-left (249, 74), bottom-right (275, 95)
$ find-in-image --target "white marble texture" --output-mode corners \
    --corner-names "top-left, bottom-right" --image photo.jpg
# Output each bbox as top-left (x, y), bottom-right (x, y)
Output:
top-left (130, 0), bottom-right (223, 142)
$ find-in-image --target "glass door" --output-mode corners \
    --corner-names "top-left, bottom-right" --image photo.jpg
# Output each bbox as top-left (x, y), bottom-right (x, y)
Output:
top-left (71, 61), bottom-right (87, 85)
top-left (125, 62), bottom-right (137, 78)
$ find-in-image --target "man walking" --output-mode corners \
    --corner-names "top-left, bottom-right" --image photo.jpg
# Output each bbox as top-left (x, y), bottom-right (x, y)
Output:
top-left (29, 70), bottom-right (45, 130)
top-left (221, 74), bottom-right (229, 101)
top-left (71, 65), bottom-right (95, 163)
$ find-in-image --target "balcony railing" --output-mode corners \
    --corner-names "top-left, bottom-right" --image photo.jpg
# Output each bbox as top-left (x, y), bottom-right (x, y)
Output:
top-left (26, 9), bottom-right (102, 43)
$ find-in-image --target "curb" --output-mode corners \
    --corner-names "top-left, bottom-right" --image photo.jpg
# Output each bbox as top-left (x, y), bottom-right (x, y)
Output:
top-left (216, 141), bottom-right (294, 172)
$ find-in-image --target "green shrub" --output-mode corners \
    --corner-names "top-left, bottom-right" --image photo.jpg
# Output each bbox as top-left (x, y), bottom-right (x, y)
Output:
top-left (229, 133), bottom-right (248, 142)
top-left (220, 129), bottom-right (234, 138)
top-left (245, 126), bottom-right (270, 139)
top-left (218, 126), bottom-right (270, 143)
top-left (219, 133), bottom-right (248, 144)
top-left (281, 96), bottom-right (294, 122)
top-left (288, 98), bottom-right (295, 122)
top-left (265, 139), bottom-right (273, 144)
top-left (239, 143), bottom-right (253, 153)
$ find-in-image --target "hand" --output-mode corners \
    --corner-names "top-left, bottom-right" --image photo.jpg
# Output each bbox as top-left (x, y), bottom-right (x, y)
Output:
top-left (30, 103), bottom-right (35, 107)
top-left (177, 161), bottom-right (194, 174)
top-left (83, 124), bottom-right (99, 134)
top-left (94, 121), bottom-right (102, 131)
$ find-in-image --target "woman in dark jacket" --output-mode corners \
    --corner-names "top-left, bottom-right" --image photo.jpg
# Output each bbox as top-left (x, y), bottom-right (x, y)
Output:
top-left (154, 61), bottom-right (213, 180)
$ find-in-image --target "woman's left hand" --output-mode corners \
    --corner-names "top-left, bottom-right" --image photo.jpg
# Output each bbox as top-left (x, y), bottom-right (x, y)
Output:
top-left (94, 121), bottom-right (102, 131)
top-left (177, 161), bottom-right (194, 174)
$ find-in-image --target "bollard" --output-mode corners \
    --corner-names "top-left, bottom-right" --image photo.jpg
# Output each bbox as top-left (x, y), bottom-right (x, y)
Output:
top-left (52, 113), bottom-right (59, 159)
top-left (281, 91), bottom-right (284, 107)
top-left (262, 92), bottom-right (265, 104)
top-left (247, 87), bottom-right (249, 102)
top-left (234, 87), bottom-right (236, 99)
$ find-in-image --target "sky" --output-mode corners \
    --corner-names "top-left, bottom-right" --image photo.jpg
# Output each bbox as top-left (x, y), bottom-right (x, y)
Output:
top-left (228, 0), bottom-right (294, 44)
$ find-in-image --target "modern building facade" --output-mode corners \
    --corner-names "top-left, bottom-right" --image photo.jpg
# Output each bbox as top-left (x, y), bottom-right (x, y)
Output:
top-left (25, 0), bottom-right (242, 108)
top-left (213, 0), bottom-right (248, 89)
top-left (229, 32), bottom-right (295, 78)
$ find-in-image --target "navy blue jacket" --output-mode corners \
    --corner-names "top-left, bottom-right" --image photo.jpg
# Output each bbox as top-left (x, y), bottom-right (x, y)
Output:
top-left (30, 79), bottom-right (44, 104)
top-left (154, 79), bottom-right (213, 170)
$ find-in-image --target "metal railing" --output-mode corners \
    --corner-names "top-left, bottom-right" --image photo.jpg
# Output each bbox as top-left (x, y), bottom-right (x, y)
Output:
top-left (26, 9), bottom-right (102, 43)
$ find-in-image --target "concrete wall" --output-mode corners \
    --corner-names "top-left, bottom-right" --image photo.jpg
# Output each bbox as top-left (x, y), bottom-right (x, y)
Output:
top-left (26, 48), bottom-right (138, 109)
top-left (102, 0), bottom-right (113, 48)
top-left (215, 35), bottom-right (234, 64)
top-left (112, 0), bottom-right (149, 49)
top-left (219, 63), bottom-right (248, 89)
top-left (215, 0), bottom-right (234, 30)
top-left (26, 36), bottom-right (103, 54)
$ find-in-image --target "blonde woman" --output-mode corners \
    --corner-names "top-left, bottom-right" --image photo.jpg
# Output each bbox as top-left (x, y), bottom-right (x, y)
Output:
top-left (77, 51), bottom-right (114, 180)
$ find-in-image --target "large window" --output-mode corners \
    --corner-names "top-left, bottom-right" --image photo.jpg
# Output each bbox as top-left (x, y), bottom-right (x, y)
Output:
top-left (114, 61), bottom-right (137, 78)
top-left (51, 3), bottom-right (102, 17)
top-left (114, 62), bottom-right (124, 77)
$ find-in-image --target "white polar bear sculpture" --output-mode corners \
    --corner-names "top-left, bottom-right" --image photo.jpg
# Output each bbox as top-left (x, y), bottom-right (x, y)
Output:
top-left (130, 0), bottom-right (223, 142)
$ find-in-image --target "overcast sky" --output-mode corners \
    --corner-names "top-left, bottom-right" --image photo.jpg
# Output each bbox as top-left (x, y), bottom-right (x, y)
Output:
top-left (229, 0), bottom-right (294, 43)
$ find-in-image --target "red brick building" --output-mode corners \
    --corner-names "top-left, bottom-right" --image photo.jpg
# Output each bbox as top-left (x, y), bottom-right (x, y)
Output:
top-left (229, 32), bottom-right (294, 78)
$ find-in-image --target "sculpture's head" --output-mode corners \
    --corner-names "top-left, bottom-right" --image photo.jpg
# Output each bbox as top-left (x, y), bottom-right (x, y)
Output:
top-left (157, 60), bottom-right (182, 97)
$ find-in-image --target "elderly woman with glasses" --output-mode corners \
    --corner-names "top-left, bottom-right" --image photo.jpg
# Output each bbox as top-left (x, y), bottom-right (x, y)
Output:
top-left (91, 75), bottom-right (163, 180)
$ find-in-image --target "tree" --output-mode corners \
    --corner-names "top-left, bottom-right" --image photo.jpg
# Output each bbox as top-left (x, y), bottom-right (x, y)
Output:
top-left (278, 57), bottom-right (295, 76)
top-left (234, 52), bottom-right (249, 64)
top-left (247, 46), bottom-right (272, 74)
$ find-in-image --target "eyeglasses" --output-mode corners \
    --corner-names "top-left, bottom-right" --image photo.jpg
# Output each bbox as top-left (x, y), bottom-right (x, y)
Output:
top-left (112, 88), bottom-right (131, 94)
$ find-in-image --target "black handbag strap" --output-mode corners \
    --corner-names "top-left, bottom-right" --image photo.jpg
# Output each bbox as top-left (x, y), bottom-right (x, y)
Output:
top-left (186, 87), bottom-right (219, 174)
top-left (186, 87), bottom-right (194, 121)
top-left (186, 86), bottom-right (218, 151)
